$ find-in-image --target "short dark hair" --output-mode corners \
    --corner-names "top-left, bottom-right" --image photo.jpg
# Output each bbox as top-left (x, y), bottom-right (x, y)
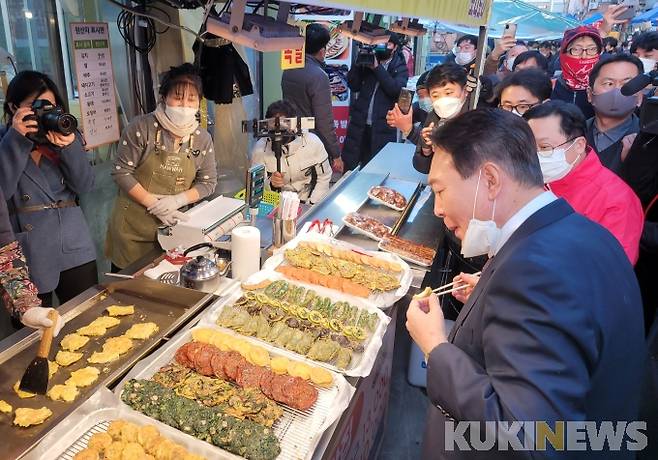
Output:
top-left (431, 108), bottom-right (543, 187)
top-left (512, 50), bottom-right (549, 73)
top-left (523, 100), bottom-right (586, 140)
top-left (456, 34), bottom-right (478, 49)
top-left (388, 32), bottom-right (405, 47)
top-left (426, 63), bottom-right (467, 91)
top-left (266, 100), bottom-right (296, 118)
top-left (3, 71), bottom-right (68, 123)
top-left (496, 69), bottom-right (552, 102)
top-left (416, 70), bottom-right (429, 91)
top-left (159, 63), bottom-right (203, 99)
top-left (603, 36), bottom-right (618, 49)
top-left (305, 23), bottom-right (331, 55)
top-left (631, 31), bottom-right (658, 53)
top-left (539, 41), bottom-right (552, 49)
top-left (588, 54), bottom-right (644, 88)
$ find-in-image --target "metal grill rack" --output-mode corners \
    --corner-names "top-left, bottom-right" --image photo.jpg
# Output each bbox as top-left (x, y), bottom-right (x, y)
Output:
top-left (59, 420), bottom-right (110, 459)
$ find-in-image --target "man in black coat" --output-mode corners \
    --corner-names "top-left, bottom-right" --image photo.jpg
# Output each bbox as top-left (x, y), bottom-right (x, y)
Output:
top-left (342, 34), bottom-right (408, 170)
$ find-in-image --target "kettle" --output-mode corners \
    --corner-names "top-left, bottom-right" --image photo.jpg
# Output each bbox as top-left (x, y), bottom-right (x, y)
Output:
top-left (180, 243), bottom-right (231, 293)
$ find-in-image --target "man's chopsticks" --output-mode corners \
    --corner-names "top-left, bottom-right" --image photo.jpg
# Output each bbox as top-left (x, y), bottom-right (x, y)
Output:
top-left (432, 271), bottom-right (481, 297)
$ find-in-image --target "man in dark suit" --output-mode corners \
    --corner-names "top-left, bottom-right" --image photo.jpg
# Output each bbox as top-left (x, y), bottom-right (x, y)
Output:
top-left (406, 108), bottom-right (646, 459)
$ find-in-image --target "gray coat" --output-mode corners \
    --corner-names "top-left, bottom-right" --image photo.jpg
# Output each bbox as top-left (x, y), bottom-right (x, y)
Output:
top-left (281, 55), bottom-right (341, 160)
top-left (0, 126), bottom-right (96, 293)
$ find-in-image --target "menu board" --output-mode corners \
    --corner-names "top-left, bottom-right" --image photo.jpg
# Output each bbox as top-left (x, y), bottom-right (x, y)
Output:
top-left (70, 22), bottom-right (120, 149)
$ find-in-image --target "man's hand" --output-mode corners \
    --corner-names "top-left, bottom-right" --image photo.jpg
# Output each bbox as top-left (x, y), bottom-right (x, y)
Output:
top-left (332, 157), bottom-right (344, 174)
top-left (492, 35), bottom-right (516, 60)
top-left (46, 131), bottom-right (75, 147)
top-left (386, 103), bottom-right (413, 134)
top-left (451, 272), bottom-right (480, 304)
top-left (270, 172), bottom-right (285, 189)
top-left (421, 122), bottom-right (435, 145)
top-left (11, 107), bottom-right (39, 137)
top-left (621, 133), bottom-right (638, 163)
top-left (406, 293), bottom-right (447, 356)
top-left (601, 4), bottom-right (630, 35)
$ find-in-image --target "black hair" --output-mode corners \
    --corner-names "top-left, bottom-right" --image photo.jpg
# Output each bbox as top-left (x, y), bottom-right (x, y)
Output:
top-left (631, 31), bottom-right (658, 53)
top-left (426, 63), bottom-right (467, 91)
top-left (539, 41), bottom-right (552, 49)
top-left (159, 63), bottom-right (203, 100)
top-left (3, 71), bottom-right (68, 124)
top-left (431, 108), bottom-right (543, 187)
top-left (512, 50), bottom-right (549, 73)
top-left (456, 34), bottom-right (478, 49)
top-left (305, 23), bottom-right (331, 55)
top-left (416, 70), bottom-right (429, 90)
top-left (266, 100), bottom-right (296, 118)
top-left (496, 69), bottom-right (552, 102)
top-left (388, 32), bottom-right (405, 47)
top-left (523, 100), bottom-right (586, 140)
top-left (588, 54), bottom-right (644, 88)
top-left (603, 36), bottom-right (618, 49)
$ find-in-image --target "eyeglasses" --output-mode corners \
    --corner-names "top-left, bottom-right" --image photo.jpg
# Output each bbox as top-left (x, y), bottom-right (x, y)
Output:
top-left (566, 46), bottom-right (599, 57)
top-left (499, 102), bottom-right (540, 115)
top-left (537, 137), bottom-right (579, 157)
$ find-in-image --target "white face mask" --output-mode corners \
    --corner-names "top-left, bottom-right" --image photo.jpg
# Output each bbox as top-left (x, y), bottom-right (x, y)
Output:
top-left (639, 56), bottom-right (657, 74)
top-left (461, 170), bottom-right (501, 258)
top-left (537, 139), bottom-right (580, 183)
top-left (505, 55), bottom-right (516, 72)
top-left (165, 105), bottom-right (197, 126)
top-left (433, 96), bottom-right (465, 119)
top-left (455, 51), bottom-right (476, 66)
top-left (418, 97), bottom-right (433, 113)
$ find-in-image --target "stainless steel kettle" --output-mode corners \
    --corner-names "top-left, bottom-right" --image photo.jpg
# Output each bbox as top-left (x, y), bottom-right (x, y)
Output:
top-left (180, 243), bottom-right (230, 293)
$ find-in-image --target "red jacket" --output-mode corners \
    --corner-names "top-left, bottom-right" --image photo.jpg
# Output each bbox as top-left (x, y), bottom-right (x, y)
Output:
top-left (549, 147), bottom-right (643, 264)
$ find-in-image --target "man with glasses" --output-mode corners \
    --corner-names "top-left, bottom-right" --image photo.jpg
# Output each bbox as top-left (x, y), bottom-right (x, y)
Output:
top-left (497, 69), bottom-right (552, 116)
top-left (524, 101), bottom-right (642, 263)
top-left (551, 26), bottom-right (602, 119)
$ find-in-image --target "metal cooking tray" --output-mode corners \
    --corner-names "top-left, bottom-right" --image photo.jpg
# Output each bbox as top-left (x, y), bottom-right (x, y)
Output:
top-left (0, 278), bottom-right (215, 460)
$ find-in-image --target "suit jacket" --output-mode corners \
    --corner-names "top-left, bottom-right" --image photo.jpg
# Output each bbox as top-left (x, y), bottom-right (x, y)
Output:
top-left (422, 198), bottom-right (645, 459)
top-left (0, 126), bottom-right (96, 293)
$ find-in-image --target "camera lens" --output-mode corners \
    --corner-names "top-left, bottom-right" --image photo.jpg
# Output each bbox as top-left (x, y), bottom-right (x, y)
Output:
top-left (57, 114), bottom-right (78, 135)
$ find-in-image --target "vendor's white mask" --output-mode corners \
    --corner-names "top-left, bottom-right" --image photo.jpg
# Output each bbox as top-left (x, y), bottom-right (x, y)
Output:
top-left (165, 105), bottom-right (197, 126)
top-left (537, 139), bottom-right (580, 183)
top-left (461, 170), bottom-right (501, 258)
top-left (433, 96), bottom-right (465, 119)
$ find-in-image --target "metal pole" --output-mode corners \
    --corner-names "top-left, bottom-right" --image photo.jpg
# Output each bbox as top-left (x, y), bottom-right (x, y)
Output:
top-left (24, 0), bottom-right (36, 69)
top-left (55, 0), bottom-right (74, 101)
top-left (469, 25), bottom-right (489, 110)
top-left (0, 0), bottom-right (13, 55)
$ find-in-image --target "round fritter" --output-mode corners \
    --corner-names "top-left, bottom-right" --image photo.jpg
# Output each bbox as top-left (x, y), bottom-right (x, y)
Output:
top-left (236, 364), bottom-right (267, 389)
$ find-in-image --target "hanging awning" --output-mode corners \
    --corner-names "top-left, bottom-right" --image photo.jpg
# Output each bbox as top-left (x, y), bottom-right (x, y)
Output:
top-left (434, 0), bottom-right (581, 40)
top-left (289, 0), bottom-right (494, 27)
top-left (631, 6), bottom-right (658, 25)
top-left (582, 12), bottom-right (603, 25)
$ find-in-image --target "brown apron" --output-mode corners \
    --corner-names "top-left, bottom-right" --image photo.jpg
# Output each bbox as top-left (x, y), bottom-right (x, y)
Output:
top-left (106, 129), bottom-right (197, 269)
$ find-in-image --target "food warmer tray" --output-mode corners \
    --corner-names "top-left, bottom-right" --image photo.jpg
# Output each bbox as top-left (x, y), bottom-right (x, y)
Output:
top-left (1, 278), bottom-right (216, 460)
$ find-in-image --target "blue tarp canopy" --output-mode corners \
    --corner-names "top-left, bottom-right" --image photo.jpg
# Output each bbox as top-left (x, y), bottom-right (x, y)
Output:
top-left (631, 6), bottom-right (658, 25)
top-left (583, 12), bottom-right (603, 25)
top-left (437, 0), bottom-right (581, 40)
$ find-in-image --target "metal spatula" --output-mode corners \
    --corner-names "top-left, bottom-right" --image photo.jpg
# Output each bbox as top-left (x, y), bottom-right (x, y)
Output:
top-left (19, 310), bottom-right (58, 394)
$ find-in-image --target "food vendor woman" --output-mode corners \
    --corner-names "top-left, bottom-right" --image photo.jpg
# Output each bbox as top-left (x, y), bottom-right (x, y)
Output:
top-left (0, 71), bottom-right (97, 307)
top-left (106, 63), bottom-right (217, 271)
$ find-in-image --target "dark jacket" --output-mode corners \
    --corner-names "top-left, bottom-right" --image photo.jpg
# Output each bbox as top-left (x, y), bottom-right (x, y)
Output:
top-left (0, 126), bottom-right (96, 293)
top-left (342, 52), bottom-right (408, 170)
top-left (405, 102), bottom-right (429, 146)
top-left (585, 114), bottom-right (640, 174)
top-left (422, 199), bottom-right (645, 459)
top-left (551, 77), bottom-right (594, 119)
top-left (282, 55), bottom-right (340, 160)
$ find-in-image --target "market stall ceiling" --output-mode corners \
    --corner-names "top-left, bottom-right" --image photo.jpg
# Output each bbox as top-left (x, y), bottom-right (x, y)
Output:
top-left (290, 0), bottom-right (494, 27)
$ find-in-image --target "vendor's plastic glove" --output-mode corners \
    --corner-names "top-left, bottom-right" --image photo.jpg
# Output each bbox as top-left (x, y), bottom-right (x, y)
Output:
top-left (155, 210), bottom-right (189, 227)
top-left (147, 193), bottom-right (188, 216)
top-left (21, 307), bottom-right (64, 337)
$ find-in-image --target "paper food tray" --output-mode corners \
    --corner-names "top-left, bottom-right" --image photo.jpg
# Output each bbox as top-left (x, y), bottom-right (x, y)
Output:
top-left (367, 187), bottom-right (406, 212)
top-left (378, 240), bottom-right (434, 268)
top-left (264, 232), bottom-right (413, 309)
top-left (341, 217), bottom-right (391, 242)
top-left (24, 388), bottom-right (236, 460)
top-left (198, 273), bottom-right (390, 378)
top-left (115, 325), bottom-right (355, 460)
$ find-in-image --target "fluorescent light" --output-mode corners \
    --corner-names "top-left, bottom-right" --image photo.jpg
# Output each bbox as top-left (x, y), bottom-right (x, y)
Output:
top-left (24, 11), bottom-right (33, 19)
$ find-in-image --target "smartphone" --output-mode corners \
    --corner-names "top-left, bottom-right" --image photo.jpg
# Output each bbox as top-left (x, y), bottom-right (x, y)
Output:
top-left (502, 23), bottom-right (517, 40)
top-left (398, 88), bottom-right (414, 115)
top-left (616, 0), bottom-right (638, 20)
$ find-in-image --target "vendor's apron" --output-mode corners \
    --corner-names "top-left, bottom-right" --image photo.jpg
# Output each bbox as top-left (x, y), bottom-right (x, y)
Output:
top-left (106, 130), bottom-right (197, 269)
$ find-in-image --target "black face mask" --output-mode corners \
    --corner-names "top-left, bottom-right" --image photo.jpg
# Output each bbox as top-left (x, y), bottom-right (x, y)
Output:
top-left (375, 49), bottom-right (393, 61)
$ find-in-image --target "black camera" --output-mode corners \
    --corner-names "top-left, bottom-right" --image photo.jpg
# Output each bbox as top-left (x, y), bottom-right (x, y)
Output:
top-left (356, 44), bottom-right (376, 67)
top-left (26, 99), bottom-right (78, 143)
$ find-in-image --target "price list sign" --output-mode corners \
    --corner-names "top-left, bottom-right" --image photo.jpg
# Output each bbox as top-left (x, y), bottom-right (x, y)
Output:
top-left (70, 22), bottom-right (120, 148)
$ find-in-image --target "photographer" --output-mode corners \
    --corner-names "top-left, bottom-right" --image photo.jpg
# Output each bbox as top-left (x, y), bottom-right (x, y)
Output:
top-left (0, 71), bottom-right (97, 307)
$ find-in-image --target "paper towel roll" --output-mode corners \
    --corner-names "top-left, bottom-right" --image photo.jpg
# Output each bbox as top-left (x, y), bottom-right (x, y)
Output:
top-left (231, 226), bottom-right (261, 281)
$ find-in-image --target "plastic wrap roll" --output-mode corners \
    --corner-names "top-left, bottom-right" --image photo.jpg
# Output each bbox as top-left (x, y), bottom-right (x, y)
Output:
top-left (231, 226), bottom-right (261, 281)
